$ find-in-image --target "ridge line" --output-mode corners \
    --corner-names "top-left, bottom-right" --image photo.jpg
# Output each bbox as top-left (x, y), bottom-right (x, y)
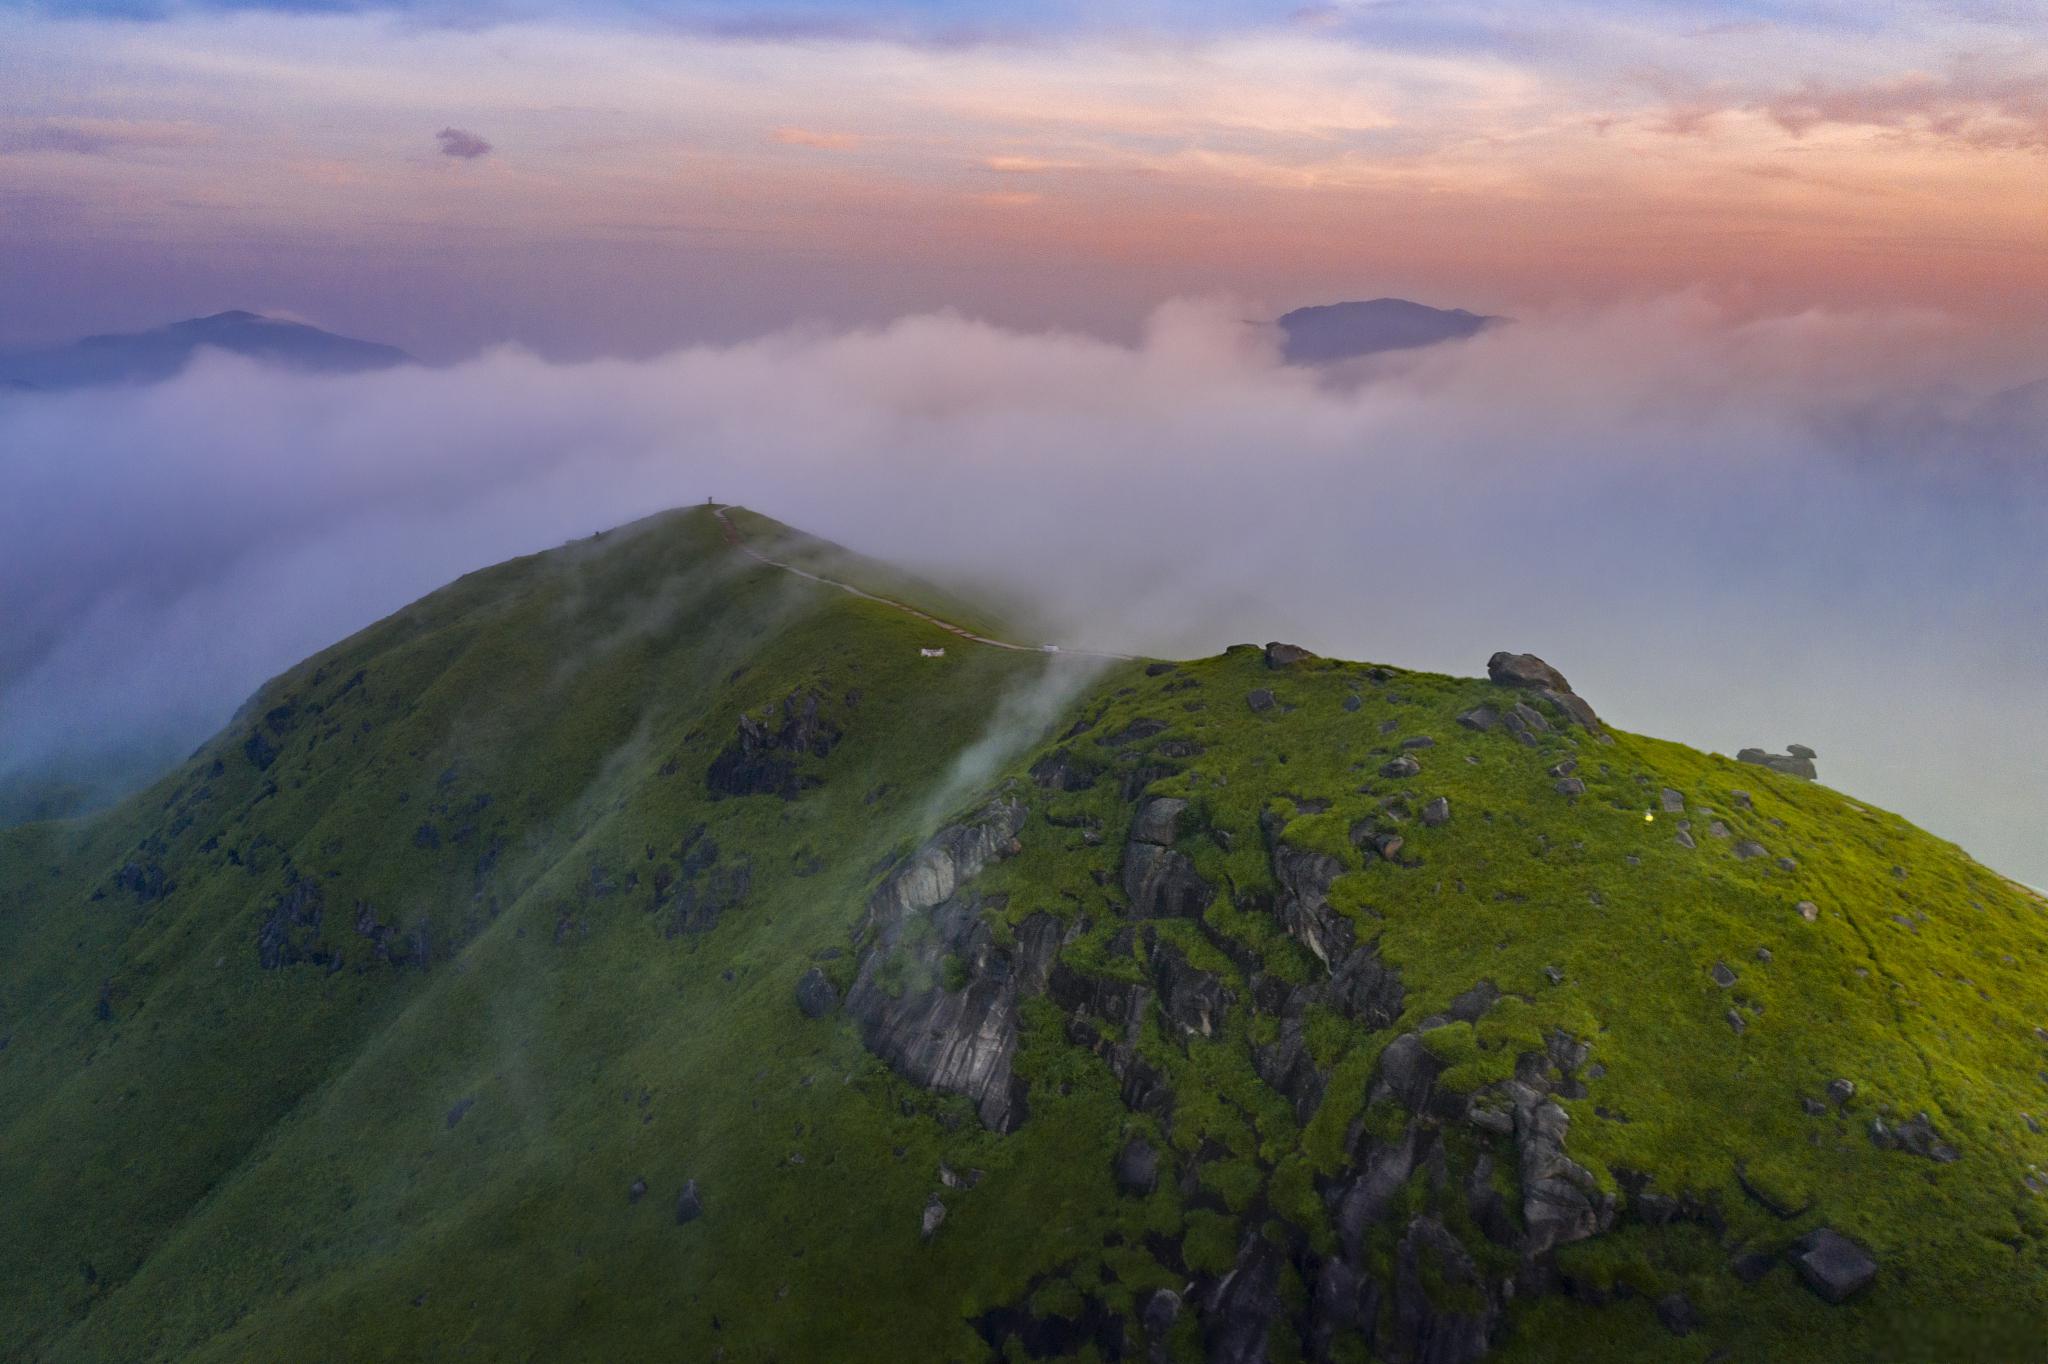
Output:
top-left (711, 505), bottom-right (1137, 662)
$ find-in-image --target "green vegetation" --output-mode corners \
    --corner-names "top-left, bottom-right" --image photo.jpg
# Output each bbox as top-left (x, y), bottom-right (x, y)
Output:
top-left (1, 505), bottom-right (2044, 1362)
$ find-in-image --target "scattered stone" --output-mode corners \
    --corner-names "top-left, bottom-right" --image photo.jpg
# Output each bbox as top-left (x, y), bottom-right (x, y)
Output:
top-left (1421, 797), bottom-right (1451, 828)
top-left (1755, 947), bottom-right (1773, 963)
top-left (1776, 856), bottom-right (1798, 872)
top-left (1554, 778), bottom-right (1585, 796)
top-left (1265, 642), bottom-right (1315, 669)
top-left (1113, 1136), bottom-right (1160, 1196)
top-left (1871, 1112), bottom-right (1960, 1162)
top-left (1548, 759), bottom-right (1578, 779)
top-left (675, 1179), bottom-right (703, 1225)
top-left (1247, 689), bottom-right (1276, 714)
top-left (1543, 965), bottom-right (1565, 986)
top-left (1731, 790), bottom-right (1753, 809)
top-left (1455, 706), bottom-right (1497, 732)
top-left (1660, 788), bottom-right (1685, 813)
top-left (1798, 901), bottom-right (1820, 922)
top-left (1381, 755), bottom-right (1422, 779)
top-left (795, 967), bottom-right (838, 1019)
top-left (628, 1178), bottom-right (647, 1204)
top-left (1655, 1292), bottom-right (1699, 1337)
top-left (445, 1097), bottom-right (476, 1129)
top-left (1711, 962), bottom-right (1738, 988)
top-left (1801, 1097), bottom-right (1827, 1117)
top-left (1400, 735), bottom-right (1436, 750)
top-left (1726, 1009), bottom-right (1746, 1034)
top-left (921, 1193), bottom-right (947, 1240)
top-left (1342, 694), bottom-right (1362, 713)
top-left (1734, 840), bottom-right (1768, 860)
top-left (1827, 1079), bottom-right (1856, 1105)
top-left (1675, 829), bottom-right (1696, 850)
top-left (1708, 821), bottom-right (1730, 839)
top-left (1790, 1228), bottom-right (1877, 1303)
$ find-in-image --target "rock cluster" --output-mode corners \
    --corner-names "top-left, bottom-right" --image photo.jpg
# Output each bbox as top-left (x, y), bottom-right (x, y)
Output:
top-left (1737, 746), bottom-right (1818, 780)
top-left (1485, 652), bottom-right (1602, 732)
top-left (706, 689), bottom-right (843, 799)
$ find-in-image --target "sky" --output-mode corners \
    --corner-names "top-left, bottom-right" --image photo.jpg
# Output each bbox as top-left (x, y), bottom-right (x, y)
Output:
top-left (0, 3), bottom-right (2045, 885)
top-left (2, 0), bottom-right (2046, 357)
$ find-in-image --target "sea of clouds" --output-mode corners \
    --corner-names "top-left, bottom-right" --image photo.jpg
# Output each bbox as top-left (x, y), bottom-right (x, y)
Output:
top-left (3, 295), bottom-right (2043, 881)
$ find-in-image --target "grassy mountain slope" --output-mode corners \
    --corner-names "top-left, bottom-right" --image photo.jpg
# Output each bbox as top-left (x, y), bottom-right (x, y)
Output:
top-left (1, 506), bottom-right (2044, 1363)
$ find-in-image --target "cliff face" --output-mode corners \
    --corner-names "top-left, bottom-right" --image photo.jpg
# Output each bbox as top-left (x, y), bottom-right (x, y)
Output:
top-left (1, 505), bottom-right (2043, 1364)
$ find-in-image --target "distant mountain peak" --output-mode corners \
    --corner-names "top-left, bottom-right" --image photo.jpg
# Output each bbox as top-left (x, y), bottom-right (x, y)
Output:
top-left (1, 311), bottom-right (414, 391)
top-left (1277, 296), bottom-right (1502, 364)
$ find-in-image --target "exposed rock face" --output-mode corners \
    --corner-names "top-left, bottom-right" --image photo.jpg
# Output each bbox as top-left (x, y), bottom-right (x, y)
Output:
top-left (1029, 747), bottom-right (1097, 792)
top-left (845, 796), bottom-right (1054, 1132)
top-left (840, 775), bottom-right (1663, 1360)
top-left (706, 689), bottom-right (842, 799)
top-left (1485, 651), bottom-right (1601, 731)
top-left (1123, 797), bottom-right (1215, 919)
top-left (1203, 1234), bottom-right (1287, 1364)
top-left (1737, 747), bottom-right (1818, 780)
top-left (257, 876), bottom-right (331, 970)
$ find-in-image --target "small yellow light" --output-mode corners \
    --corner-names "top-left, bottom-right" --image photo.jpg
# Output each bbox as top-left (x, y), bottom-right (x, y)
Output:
top-left (1645, 812), bottom-right (1655, 822)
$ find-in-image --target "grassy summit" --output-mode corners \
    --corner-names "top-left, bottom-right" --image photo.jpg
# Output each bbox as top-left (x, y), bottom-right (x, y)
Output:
top-left (1, 505), bottom-right (2043, 1363)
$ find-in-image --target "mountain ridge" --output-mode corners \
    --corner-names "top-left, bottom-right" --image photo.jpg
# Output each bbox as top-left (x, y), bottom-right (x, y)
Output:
top-left (1, 504), bottom-right (2043, 1363)
top-left (0, 311), bottom-right (413, 390)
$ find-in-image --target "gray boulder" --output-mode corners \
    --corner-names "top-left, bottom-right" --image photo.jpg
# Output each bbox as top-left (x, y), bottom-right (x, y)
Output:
top-left (1265, 641), bottom-right (1316, 669)
top-left (795, 967), bottom-right (838, 1019)
top-left (1114, 1135), bottom-right (1161, 1196)
top-left (675, 1179), bottom-right (703, 1225)
top-left (1486, 651), bottom-right (1602, 731)
top-left (1790, 1228), bottom-right (1876, 1303)
top-left (1422, 796), bottom-right (1451, 827)
top-left (1381, 754), bottom-right (1422, 779)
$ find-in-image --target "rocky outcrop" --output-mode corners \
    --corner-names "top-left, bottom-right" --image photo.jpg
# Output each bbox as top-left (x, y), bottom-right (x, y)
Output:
top-left (1263, 819), bottom-right (1404, 1030)
top-left (844, 796), bottom-right (1057, 1132)
top-left (1737, 747), bottom-right (1818, 780)
top-left (1485, 651), bottom-right (1601, 732)
top-left (706, 689), bottom-right (843, 799)
top-left (257, 876), bottom-right (332, 970)
top-left (1123, 797), bottom-right (1215, 919)
top-left (1266, 641), bottom-right (1316, 669)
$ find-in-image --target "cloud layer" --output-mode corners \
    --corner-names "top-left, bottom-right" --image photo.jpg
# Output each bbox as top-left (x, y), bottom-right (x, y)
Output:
top-left (2, 298), bottom-right (2044, 884)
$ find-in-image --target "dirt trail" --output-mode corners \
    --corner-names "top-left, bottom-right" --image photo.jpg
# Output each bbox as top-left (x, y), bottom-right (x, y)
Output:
top-left (712, 506), bottom-right (1137, 662)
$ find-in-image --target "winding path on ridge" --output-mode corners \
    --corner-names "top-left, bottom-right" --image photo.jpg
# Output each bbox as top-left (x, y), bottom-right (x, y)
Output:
top-left (712, 505), bottom-right (1138, 663)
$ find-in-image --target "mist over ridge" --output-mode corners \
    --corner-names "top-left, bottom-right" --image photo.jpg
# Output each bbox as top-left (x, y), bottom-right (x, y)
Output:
top-left (1, 294), bottom-right (2043, 883)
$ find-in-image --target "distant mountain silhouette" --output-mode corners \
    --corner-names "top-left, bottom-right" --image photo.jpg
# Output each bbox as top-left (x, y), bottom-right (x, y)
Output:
top-left (1277, 297), bottom-right (1501, 363)
top-left (0, 311), bottom-right (413, 390)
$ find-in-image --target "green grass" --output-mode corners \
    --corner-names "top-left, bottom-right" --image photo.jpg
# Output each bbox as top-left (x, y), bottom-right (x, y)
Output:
top-left (2, 506), bottom-right (2044, 1362)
